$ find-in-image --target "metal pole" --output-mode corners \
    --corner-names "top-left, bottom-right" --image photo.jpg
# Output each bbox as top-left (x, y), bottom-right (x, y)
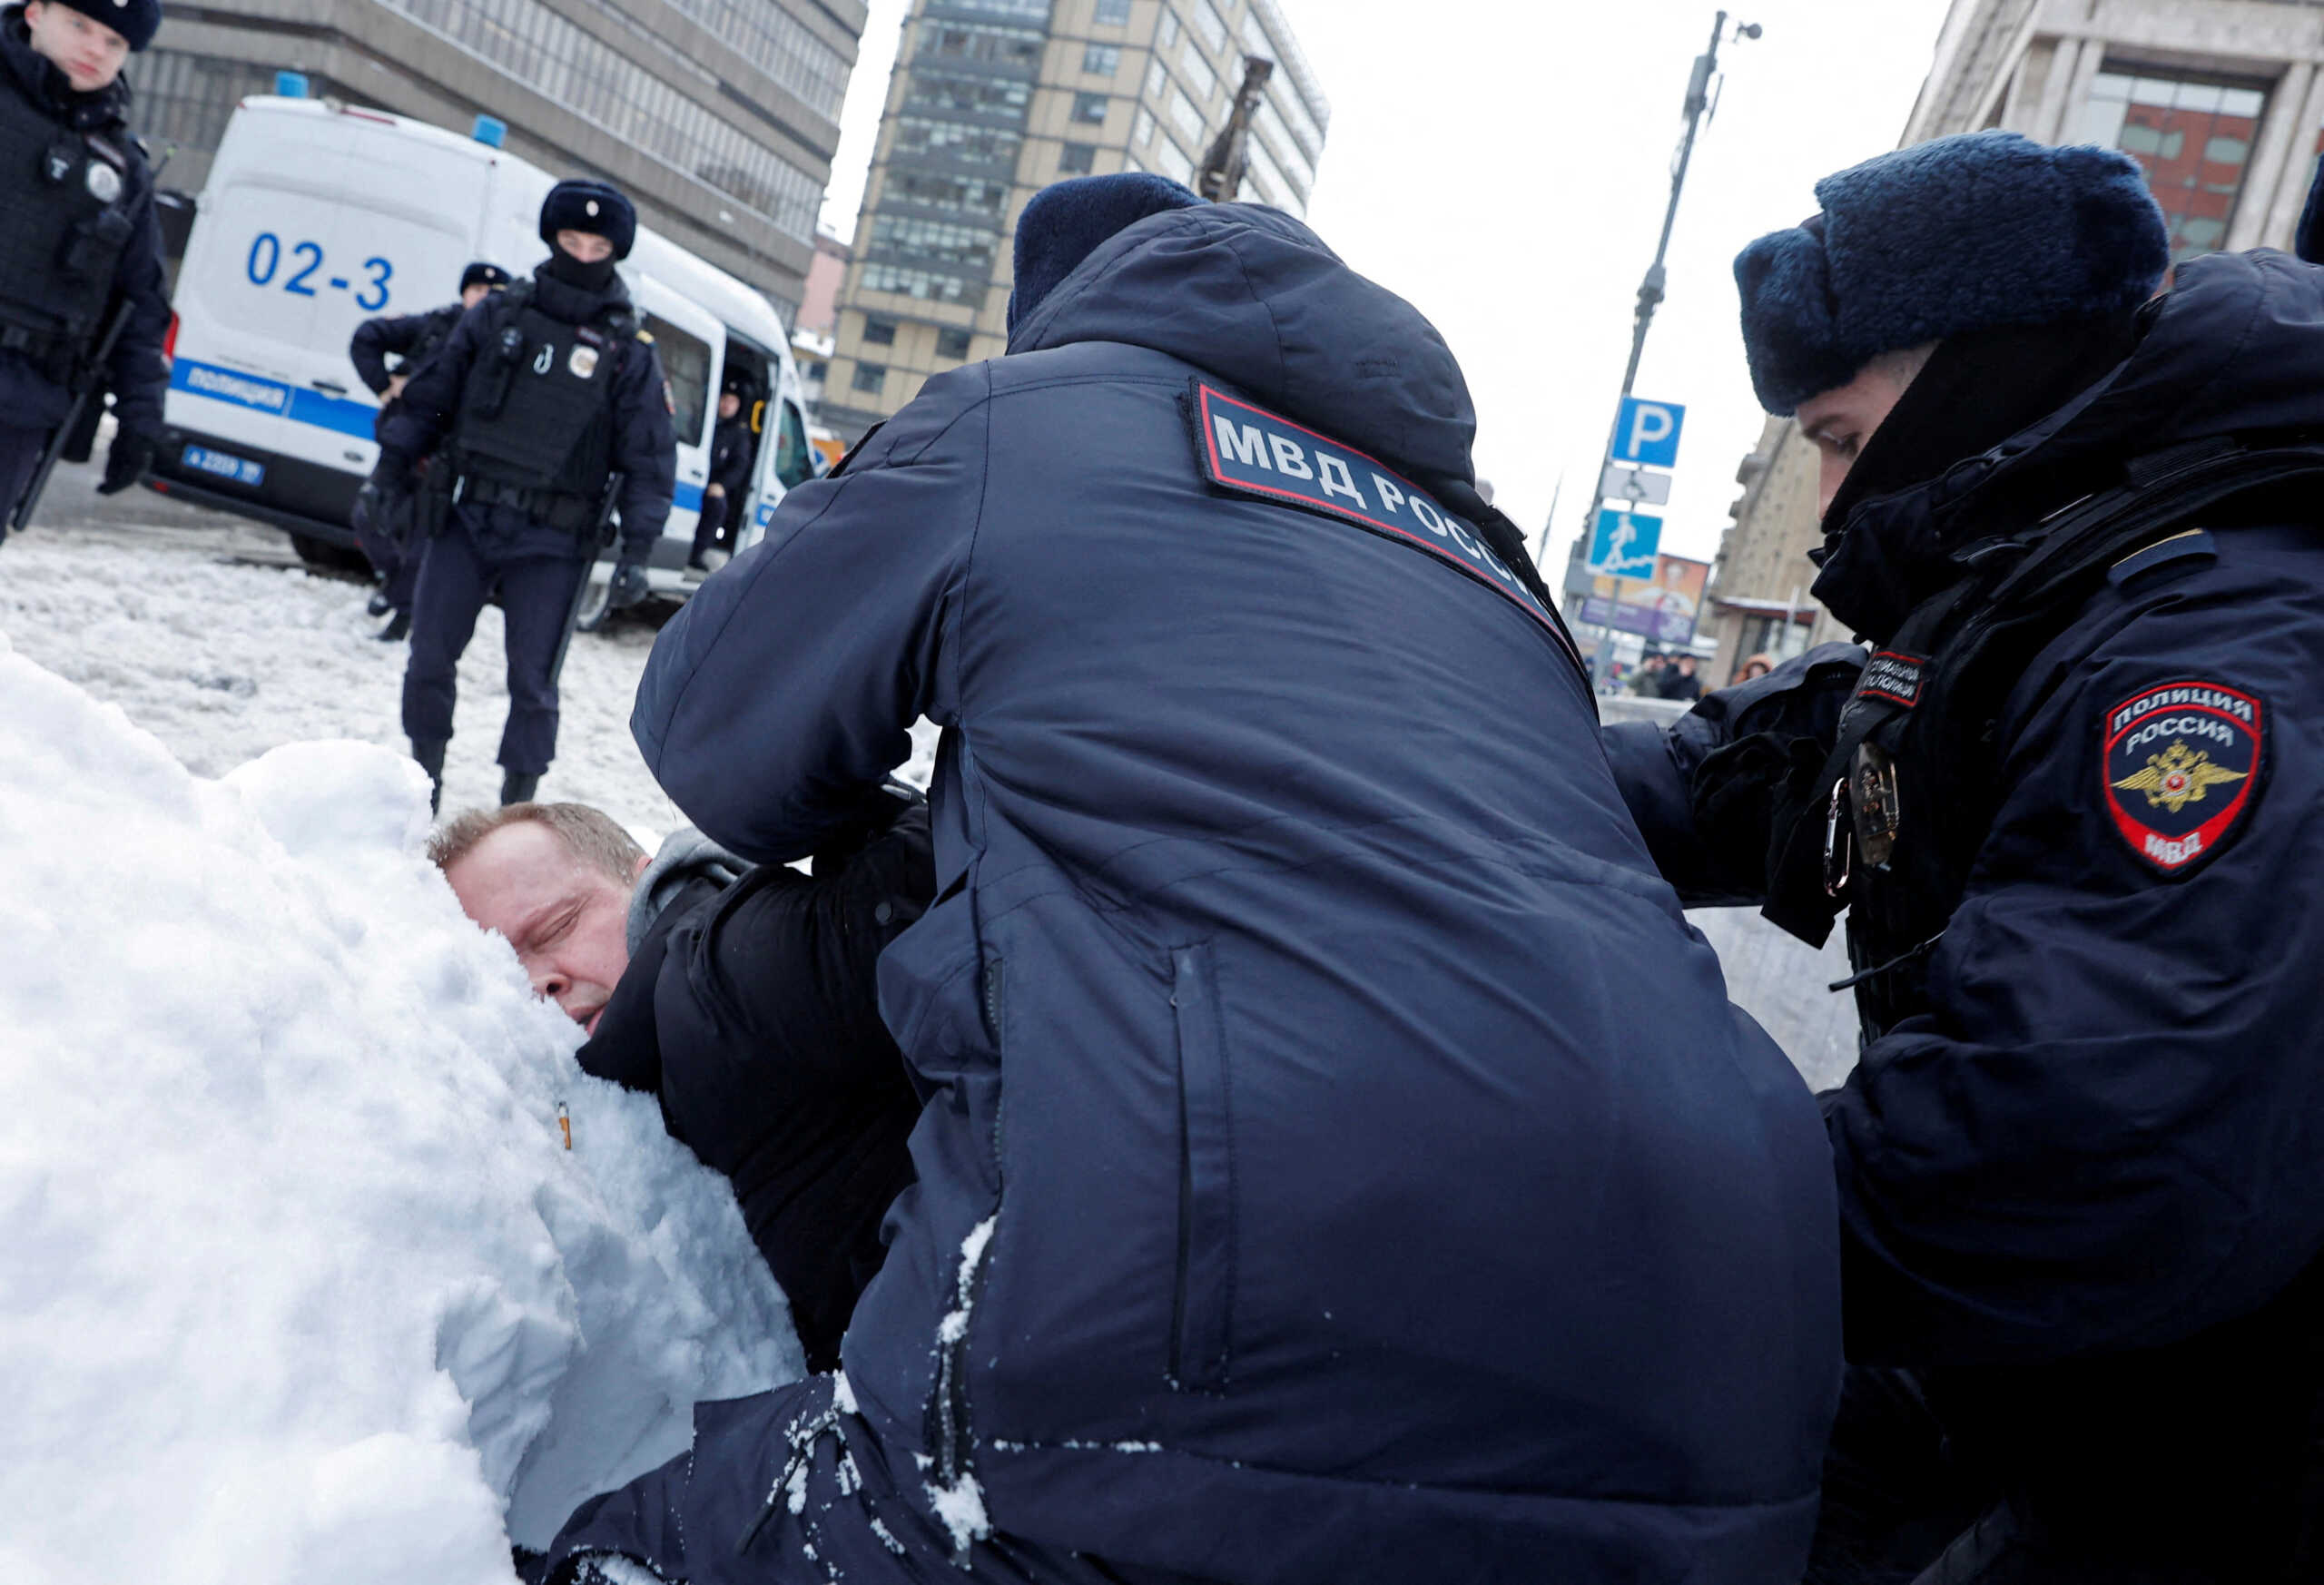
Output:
top-left (1579, 9), bottom-right (1736, 686)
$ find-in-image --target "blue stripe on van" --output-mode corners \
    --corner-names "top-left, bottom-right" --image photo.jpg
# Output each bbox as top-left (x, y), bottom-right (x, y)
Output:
top-left (171, 358), bottom-right (379, 439)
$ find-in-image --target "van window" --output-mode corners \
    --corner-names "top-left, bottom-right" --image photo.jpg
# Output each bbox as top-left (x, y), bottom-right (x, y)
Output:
top-left (774, 399), bottom-right (815, 489)
top-left (643, 313), bottom-right (711, 446)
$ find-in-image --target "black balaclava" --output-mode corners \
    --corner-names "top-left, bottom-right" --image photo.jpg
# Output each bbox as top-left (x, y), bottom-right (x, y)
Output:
top-left (544, 241), bottom-right (618, 295)
top-left (1821, 310), bottom-right (2150, 539)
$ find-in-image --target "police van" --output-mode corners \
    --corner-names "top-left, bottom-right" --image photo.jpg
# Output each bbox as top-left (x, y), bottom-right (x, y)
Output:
top-left (150, 96), bottom-right (820, 610)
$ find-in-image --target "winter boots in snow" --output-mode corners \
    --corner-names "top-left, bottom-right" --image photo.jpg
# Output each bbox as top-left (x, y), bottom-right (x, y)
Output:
top-left (412, 739), bottom-right (446, 815)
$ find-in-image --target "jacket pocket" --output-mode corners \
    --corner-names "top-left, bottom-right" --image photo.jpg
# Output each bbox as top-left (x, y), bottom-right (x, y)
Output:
top-left (1170, 941), bottom-right (1236, 1391)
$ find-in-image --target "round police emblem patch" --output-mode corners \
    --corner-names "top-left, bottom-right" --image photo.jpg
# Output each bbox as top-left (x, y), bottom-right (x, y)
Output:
top-left (84, 161), bottom-right (121, 203)
top-left (2102, 679), bottom-right (2262, 876)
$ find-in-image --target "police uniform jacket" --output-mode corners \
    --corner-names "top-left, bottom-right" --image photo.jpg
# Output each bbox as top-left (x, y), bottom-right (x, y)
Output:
top-left (623, 203), bottom-right (1841, 1583)
top-left (0, 7), bottom-right (167, 437)
top-left (705, 409), bottom-right (752, 499)
top-left (349, 300), bottom-right (462, 398)
top-left (1605, 249), bottom-right (2324, 1373)
top-left (379, 261), bottom-right (675, 563)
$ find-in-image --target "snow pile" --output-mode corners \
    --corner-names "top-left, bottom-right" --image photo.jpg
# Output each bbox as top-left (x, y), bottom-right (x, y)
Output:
top-left (0, 636), bottom-right (803, 1583)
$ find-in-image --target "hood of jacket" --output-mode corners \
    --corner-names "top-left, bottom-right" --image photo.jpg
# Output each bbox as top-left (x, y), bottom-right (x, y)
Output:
top-left (625, 827), bottom-right (747, 957)
top-left (1815, 249), bottom-right (2324, 639)
top-left (0, 8), bottom-right (131, 134)
top-left (1006, 202), bottom-right (1481, 503)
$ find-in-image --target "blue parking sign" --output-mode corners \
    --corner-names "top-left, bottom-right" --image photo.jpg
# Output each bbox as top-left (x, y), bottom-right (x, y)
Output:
top-left (1613, 398), bottom-right (1686, 468)
top-left (1589, 507), bottom-right (1661, 577)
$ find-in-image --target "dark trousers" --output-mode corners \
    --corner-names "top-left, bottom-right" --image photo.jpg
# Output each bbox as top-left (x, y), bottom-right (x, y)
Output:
top-left (0, 422), bottom-right (50, 537)
top-left (400, 522), bottom-right (584, 774)
top-left (1810, 1262), bottom-right (2324, 1583)
top-left (688, 491), bottom-right (731, 562)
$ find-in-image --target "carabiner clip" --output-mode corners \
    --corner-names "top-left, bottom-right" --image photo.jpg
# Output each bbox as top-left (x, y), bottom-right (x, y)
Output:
top-left (1822, 776), bottom-right (1853, 900)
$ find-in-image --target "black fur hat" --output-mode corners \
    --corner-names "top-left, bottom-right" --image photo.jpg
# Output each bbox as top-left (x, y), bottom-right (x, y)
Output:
top-left (1734, 131), bottom-right (2168, 415)
top-left (538, 181), bottom-right (636, 261)
top-left (458, 261), bottom-right (510, 293)
top-left (48, 0), bottom-right (160, 51)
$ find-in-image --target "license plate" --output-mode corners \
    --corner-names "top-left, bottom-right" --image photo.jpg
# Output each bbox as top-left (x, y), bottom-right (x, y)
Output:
top-left (182, 444), bottom-right (265, 487)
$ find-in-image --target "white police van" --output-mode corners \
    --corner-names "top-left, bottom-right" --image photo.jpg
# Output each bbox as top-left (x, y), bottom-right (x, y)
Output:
top-left (152, 95), bottom-right (820, 609)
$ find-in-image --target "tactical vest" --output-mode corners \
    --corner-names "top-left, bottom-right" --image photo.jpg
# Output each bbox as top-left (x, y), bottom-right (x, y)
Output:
top-left (1763, 438), bottom-right (2324, 1043)
top-left (0, 76), bottom-right (136, 378)
top-left (451, 284), bottom-right (631, 531)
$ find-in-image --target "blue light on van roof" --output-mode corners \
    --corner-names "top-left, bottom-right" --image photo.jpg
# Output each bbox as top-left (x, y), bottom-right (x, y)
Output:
top-left (274, 72), bottom-right (309, 99)
top-left (472, 115), bottom-right (507, 149)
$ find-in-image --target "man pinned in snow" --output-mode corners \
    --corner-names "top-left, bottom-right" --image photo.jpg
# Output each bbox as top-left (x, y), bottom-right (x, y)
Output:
top-left (1601, 131), bottom-right (2324, 1580)
top-left (372, 181), bottom-right (676, 812)
top-left (347, 260), bottom-right (511, 642)
top-left (537, 174), bottom-right (1841, 1585)
top-left (0, 0), bottom-right (171, 538)
top-left (432, 791), bottom-right (931, 1373)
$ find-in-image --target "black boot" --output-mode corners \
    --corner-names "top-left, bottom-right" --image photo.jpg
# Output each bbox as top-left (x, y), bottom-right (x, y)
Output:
top-left (411, 739), bottom-right (447, 815)
top-left (367, 592), bottom-right (392, 617)
top-left (500, 771), bottom-right (540, 806)
top-left (375, 610), bottom-right (411, 642)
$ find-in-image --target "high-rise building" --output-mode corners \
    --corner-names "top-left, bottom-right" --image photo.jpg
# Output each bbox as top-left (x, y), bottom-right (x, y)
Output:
top-left (818, 0), bottom-right (1329, 441)
top-left (1704, 0), bottom-right (2324, 677)
top-left (139, 0), bottom-right (871, 321)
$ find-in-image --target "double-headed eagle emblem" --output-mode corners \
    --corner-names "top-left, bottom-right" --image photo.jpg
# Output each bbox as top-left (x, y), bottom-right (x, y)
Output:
top-left (2112, 739), bottom-right (2248, 814)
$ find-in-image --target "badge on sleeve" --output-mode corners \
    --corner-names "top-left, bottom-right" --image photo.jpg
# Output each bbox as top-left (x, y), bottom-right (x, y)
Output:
top-left (2102, 680), bottom-right (2262, 875)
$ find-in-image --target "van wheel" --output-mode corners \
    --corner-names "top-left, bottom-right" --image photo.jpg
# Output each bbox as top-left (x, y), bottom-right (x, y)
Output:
top-left (290, 533), bottom-right (369, 576)
top-left (573, 573), bottom-right (614, 633)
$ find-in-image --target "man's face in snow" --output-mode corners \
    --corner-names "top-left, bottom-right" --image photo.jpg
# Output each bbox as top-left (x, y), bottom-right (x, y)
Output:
top-left (24, 2), bottom-right (130, 93)
top-left (1795, 343), bottom-right (1935, 516)
top-left (443, 822), bottom-right (647, 1034)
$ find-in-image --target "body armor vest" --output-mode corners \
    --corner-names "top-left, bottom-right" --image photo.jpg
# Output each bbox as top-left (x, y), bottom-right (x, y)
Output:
top-left (0, 78), bottom-right (135, 375)
top-left (452, 285), bottom-right (628, 527)
top-left (1763, 439), bottom-right (2324, 1044)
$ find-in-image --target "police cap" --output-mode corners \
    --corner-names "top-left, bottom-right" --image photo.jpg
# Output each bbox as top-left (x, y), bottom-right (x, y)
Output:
top-left (538, 181), bottom-right (636, 261)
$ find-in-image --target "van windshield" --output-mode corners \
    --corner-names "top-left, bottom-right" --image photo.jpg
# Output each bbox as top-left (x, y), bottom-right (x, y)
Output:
top-left (643, 313), bottom-right (711, 448)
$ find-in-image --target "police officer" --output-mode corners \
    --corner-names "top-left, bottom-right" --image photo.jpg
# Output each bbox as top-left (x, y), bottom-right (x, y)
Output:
top-left (348, 261), bottom-right (510, 641)
top-left (1602, 131), bottom-right (2324, 1581)
top-left (372, 182), bottom-right (675, 812)
top-left (0, 0), bottom-right (169, 541)
top-left (684, 368), bottom-right (753, 571)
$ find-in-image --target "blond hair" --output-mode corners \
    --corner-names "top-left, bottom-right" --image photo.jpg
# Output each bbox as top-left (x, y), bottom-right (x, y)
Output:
top-left (428, 802), bottom-right (647, 886)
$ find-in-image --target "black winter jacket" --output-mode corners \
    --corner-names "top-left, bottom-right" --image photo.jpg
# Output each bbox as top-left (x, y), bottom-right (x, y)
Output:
top-left (576, 798), bottom-right (933, 1371)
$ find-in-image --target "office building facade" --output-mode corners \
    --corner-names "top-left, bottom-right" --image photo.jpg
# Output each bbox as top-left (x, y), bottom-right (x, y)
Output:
top-left (819, 0), bottom-right (1329, 440)
top-left (136, 0), bottom-right (869, 321)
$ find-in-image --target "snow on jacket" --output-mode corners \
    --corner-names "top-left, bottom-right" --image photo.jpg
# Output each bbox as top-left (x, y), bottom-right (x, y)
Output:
top-left (1606, 248), bottom-right (2324, 1370)
top-left (577, 802), bottom-right (931, 1373)
top-left (630, 202), bottom-right (1841, 1583)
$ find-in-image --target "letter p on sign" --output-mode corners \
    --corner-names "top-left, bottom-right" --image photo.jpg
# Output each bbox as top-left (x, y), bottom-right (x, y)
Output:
top-left (1615, 398), bottom-right (1686, 468)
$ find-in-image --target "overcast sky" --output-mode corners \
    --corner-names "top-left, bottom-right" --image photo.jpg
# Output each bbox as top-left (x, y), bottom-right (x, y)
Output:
top-left (820, 0), bottom-right (1956, 567)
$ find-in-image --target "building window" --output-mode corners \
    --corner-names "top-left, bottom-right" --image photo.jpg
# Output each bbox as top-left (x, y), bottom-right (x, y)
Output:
top-left (861, 263), bottom-right (973, 301)
top-left (2075, 67), bottom-right (2263, 260)
top-left (644, 0), bottom-right (852, 117)
top-left (1132, 105), bottom-right (1156, 147)
top-left (869, 213), bottom-right (1000, 269)
top-left (1059, 142), bottom-right (1097, 173)
top-left (852, 362), bottom-right (889, 394)
top-left (1073, 93), bottom-right (1109, 123)
top-left (1178, 38), bottom-right (1216, 102)
top-left (369, 0), bottom-right (824, 243)
top-left (945, 0), bottom-right (1050, 15)
top-left (921, 20), bottom-right (1047, 69)
top-left (886, 170), bottom-right (1012, 218)
top-left (1154, 137), bottom-right (1194, 185)
top-left (905, 72), bottom-right (1032, 119)
top-left (1170, 86), bottom-right (1204, 144)
top-left (894, 115), bottom-right (1024, 168)
top-left (1082, 43), bottom-right (1121, 76)
top-left (1157, 10), bottom-right (1179, 48)
top-left (862, 317), bottom-right (898, 346)
top-left (1095, 0), bottom-right (1131, 22)
top-left (1191, 0), bottom-right (1228, 56)
top-left (938, 327), bottom-right (974, 360)
top-left (807, 359), bottom-right (829, 382)
top-left (1144, 57), bottom-right (1167, 101)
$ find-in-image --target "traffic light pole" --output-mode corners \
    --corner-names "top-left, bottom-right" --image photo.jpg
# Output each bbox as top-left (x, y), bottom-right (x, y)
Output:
top-left (1573, 9), bottom-right (1755, 686)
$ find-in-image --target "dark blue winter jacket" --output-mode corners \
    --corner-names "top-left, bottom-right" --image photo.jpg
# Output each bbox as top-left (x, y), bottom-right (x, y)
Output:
top-left (634, 203), bottom-right (1840, 1583)
top-left (1609, 249), bottom-right (2324, 1371)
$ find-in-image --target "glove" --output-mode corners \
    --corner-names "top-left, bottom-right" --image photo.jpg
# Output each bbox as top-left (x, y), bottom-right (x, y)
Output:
top-left (367, 452), bottom-right (415, 499)
top-left (95, 428), bottom-right (155, 496)
top-left (606, 557), bottom-right (650, 610)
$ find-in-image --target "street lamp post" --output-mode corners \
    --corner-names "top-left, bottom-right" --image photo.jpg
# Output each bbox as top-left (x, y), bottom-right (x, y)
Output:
top-left (1570, 11), bottom-right (1759, 686)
